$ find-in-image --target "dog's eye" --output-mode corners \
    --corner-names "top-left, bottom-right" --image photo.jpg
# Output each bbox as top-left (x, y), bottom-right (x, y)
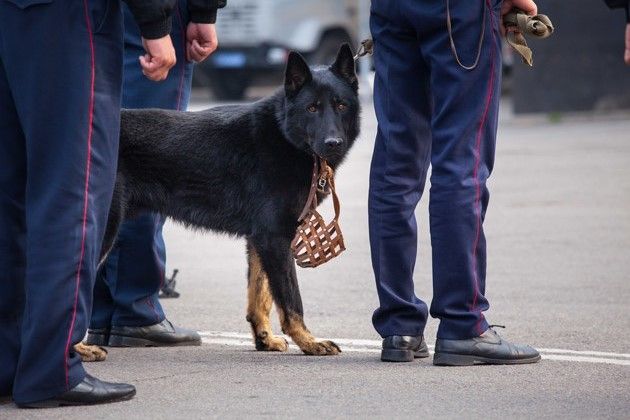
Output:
top-left (307, 104), bottom-right (318, 113)
top-left (337, 103), bottom-right (347, 111)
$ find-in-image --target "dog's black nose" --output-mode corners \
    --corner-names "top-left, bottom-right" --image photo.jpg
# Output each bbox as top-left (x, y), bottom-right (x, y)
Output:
top-left (325, 137), bottom-right (343, 148)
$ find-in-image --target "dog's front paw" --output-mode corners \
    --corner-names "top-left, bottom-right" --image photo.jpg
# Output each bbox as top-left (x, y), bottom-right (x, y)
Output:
top-left (254, 332), bottom-right (289, 352)
top-left (300, 340), bottom-right (341, 356)
top-left (74, 342), bottom-right (108, 362)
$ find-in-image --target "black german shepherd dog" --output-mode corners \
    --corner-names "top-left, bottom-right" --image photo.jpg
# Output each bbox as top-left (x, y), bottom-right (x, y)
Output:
top-left (100, 45), bottom-right (360, 355)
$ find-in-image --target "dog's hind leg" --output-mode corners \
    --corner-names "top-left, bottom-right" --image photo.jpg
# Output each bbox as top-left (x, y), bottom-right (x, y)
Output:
top-left (250, 235), bottom-right (341, 356)
top-left (246, 240), bottom-right (289, 352)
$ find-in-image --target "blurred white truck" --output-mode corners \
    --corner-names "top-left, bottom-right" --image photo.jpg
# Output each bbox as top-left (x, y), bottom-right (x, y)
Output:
top-left (195, 0), bottom-right (359, 100)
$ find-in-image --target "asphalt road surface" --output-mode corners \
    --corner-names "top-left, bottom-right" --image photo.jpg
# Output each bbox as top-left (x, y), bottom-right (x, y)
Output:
top-left (2, 95), bottom-right (629, 419)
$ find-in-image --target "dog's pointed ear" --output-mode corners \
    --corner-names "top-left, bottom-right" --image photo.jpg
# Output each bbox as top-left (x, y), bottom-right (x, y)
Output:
top-left (285, 51), bottom-right (312, 97)
top-left (330, 43), bottom-right (358, 91)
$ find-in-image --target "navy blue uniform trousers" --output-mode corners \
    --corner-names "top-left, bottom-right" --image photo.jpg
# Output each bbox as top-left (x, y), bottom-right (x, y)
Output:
top-left (90, 0), bottom-right (193, 329)
top-left (369, 0), bottom-right (502, 340)
top-left (0, 0), bottom-right (122, 403)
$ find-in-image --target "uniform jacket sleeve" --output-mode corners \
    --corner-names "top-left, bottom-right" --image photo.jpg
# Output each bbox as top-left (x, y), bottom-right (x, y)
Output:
top-left (187, 0), bottom-right (227, 24)
top-left (123, 0), bottom-right (177, 40)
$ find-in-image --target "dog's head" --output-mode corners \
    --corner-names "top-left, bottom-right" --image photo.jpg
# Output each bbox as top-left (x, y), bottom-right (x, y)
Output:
top-left (280, 44), bottom-right (360, 165)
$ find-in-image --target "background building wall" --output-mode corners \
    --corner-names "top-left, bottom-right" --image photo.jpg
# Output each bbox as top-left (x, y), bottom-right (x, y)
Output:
top-left (513, 0), bottom-right (630, 113)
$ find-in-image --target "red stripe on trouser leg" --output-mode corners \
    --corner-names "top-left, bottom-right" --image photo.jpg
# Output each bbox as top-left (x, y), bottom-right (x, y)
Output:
top-left (64, 0), bottom-right (96, 389)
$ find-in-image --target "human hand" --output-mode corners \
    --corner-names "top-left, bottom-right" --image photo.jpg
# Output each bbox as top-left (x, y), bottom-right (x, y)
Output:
top-left (500, 0), bottom-right (538, 35)
top-left (140, 35), bottom-right (177, 81)
top-left (625, 23), bottom-right (630, 65)
top-left (186, 23), bottom-right (219, 63)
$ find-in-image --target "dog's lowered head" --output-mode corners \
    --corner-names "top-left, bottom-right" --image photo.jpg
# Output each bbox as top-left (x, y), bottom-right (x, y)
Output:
top-left (278, 44), bottom-right (360, 165)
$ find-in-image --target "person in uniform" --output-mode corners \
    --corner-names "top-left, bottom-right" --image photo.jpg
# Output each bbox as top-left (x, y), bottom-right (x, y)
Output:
top-left (369, 0), bottom-right (542, 365)
top-left (86, 0), bottom-right (225, 350)
top-left (0, 0), bottom-right (220, 408)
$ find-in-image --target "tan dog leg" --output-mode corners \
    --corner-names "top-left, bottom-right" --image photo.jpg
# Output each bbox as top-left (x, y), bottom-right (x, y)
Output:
top-left (278, 309), bottom-right (341, 356)
top-left (74, 342), bottom-right (107, 362)
top-left (246, 245), bottom-right (289, 352)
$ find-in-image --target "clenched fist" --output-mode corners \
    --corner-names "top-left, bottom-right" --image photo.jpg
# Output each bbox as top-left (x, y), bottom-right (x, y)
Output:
top-left (186, 23), bottom-right (219, 63)
top-left (140, 35), bottom-right (177, 81)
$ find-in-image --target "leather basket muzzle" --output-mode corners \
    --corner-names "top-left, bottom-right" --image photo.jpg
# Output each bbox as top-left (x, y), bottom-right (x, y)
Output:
top-left (291, 158), bottom-right (345, 268)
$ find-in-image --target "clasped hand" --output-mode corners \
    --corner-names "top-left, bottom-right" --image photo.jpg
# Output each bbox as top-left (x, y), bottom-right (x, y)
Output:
top-left (139, 23), bottom-right (219, 81)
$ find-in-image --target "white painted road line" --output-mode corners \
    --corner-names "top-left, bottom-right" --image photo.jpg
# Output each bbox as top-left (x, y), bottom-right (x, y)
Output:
top-left (198, 331), bottom-right (630, 366)
top-left (540, 355), bottom-right (630, 366)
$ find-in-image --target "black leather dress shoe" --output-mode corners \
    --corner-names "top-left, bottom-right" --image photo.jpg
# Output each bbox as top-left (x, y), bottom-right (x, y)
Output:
top-left (108, 319), bottom-right (202, 347)
top-left (18, 374), bottom-right (135, 408)
top-left (381, 335), bottom-right (430, 362)
top-left (86, 327), bottom-right (110, 346)
top-left (433, 328), bottom-right (541, 366)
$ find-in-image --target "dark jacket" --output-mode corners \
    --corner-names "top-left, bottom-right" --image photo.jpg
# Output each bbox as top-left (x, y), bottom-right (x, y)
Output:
top-left (124, 0), bottom-right (227, 39)
top-left (603, 0), bottom-right (629, 9)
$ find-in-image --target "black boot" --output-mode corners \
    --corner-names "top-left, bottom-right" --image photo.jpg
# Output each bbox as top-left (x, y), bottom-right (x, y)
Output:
top-left (433, 327), bottom-right (541, 366)
top-left (381, 335), bottom-right (430, 362)
top-left (18, 374), bottom-right (135, 408)
top-left (108, 319), bottom-right (201, 347)
top-left (85, 327), bottom-right (110, 346)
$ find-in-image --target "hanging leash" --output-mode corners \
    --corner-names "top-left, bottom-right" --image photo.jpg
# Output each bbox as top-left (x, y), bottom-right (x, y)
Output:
top-left (446, 1), bottom-right (554, 69)
top-left (446, 0), bottom-right (486, 70)
top-left (352, 5), bottom-right (554, 70)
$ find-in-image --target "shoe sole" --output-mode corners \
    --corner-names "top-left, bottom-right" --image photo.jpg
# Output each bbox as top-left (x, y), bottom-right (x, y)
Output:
top-left (17, 390), bottom-right (136, 408)
top-left (433, 352), bottom-right (542, 366)
top-left (381, 348), bottom-right (430, 362)
top-left (108, 335), bottom-right (202, 348)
